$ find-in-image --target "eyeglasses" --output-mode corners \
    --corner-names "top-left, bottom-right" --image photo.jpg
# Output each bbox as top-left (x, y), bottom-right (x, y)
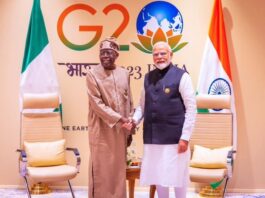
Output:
top-left (153, 51), bottom-right (168, 57)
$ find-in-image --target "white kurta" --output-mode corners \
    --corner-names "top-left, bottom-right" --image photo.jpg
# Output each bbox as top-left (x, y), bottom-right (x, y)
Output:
top-left (133, 72), bottom-right (196, 187)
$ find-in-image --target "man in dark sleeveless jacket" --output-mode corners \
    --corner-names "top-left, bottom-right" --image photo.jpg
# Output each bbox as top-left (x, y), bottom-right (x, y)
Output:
top-left (132, 41), bottom-right (196, 198)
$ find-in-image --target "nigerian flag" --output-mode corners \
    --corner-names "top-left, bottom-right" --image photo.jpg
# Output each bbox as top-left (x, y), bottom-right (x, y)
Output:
top-left (20, 0), bottom-right (60, 112)
top-left (197, 0), bottom-right (237, 147)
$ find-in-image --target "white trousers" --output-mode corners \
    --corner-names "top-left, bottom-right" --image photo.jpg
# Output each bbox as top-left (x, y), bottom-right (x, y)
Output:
top-left (156, 185), bottom-right (187, 198)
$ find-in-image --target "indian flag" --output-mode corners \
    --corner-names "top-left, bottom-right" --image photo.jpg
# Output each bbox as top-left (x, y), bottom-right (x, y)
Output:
top-left (197, 0), bottom-right (237, 148)
top-left (20, 0), bottom-right (61, 112)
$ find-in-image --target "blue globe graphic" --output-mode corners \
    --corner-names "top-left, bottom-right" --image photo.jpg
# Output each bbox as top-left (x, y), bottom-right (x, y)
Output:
top-left (136, 1), bottom-right (183, 36)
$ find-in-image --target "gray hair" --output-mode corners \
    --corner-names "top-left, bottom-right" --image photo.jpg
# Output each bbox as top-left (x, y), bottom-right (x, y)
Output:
top-left (152, 41), bottom-right (172, 53)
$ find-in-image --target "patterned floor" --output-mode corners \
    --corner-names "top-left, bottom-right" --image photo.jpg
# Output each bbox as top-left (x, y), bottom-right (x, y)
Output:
top-left (0, 188), bottom-right (264, 198)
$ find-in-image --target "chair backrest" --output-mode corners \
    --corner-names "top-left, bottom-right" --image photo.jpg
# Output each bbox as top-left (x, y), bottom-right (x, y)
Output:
top-left (23, 93), bottom-right (60, 109)
top-left (190, 95), bottom-right (233, 150)
top-left (21, 93), bottom-right (63, 146)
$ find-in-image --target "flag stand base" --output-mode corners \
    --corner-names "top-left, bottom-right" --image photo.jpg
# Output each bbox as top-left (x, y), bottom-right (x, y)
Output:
top-left (199, 185), bottom-right (223, 198)
top-left (31, 182), bottom-right (52, 194)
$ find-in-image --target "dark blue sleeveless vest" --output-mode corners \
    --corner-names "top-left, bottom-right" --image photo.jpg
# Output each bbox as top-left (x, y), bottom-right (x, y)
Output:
top-left (143, 64), bottom-right (186, 144)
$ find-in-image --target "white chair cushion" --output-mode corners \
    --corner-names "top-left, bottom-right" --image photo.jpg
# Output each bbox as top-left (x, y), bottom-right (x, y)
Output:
top-left (189, 167), bottom-right (227, 183)
top-left (27, 165), bottom-right (78, 182)
top-left (24, 139), bottom-right (66, 167)
top-left (190, 145), bottom-right (232, 169)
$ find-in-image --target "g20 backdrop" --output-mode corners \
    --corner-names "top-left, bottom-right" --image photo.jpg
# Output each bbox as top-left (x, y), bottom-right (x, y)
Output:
top-left (22, 0), bottom-right (212, 185)
top-left (54, 0), bottom-right (201, 130)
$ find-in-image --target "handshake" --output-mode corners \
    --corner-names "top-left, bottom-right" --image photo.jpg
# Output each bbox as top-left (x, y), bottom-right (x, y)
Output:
top-left (118, 117), bottom-right (136, 131)
top-left (118, 117), bottom-right (136, 147)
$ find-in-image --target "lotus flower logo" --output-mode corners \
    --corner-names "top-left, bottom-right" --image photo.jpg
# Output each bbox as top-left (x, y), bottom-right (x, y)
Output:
top-left (132, 1), bottom-right (188, 54)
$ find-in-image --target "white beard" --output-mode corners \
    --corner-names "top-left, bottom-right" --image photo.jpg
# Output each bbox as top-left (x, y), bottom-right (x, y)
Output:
top-left (155, 61), bottom-right (171, 70)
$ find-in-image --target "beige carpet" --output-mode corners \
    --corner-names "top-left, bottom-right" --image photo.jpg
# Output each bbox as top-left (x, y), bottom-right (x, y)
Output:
top-left (0, 188), bottom-right (265, 198)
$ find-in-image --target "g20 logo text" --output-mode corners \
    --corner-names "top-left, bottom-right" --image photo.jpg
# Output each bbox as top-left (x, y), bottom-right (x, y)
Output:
top-left (57, 1), bottom-right (187, 53)
top-left (57, 3), bottom-right (129, 51)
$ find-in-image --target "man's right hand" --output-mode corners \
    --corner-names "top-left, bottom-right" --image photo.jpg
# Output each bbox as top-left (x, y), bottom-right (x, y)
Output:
top-left (121, 118), bottom-right (136, 131)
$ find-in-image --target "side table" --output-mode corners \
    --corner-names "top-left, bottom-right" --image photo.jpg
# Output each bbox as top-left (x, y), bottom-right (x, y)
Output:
top-left (126, 167), bottom-right (156, 198)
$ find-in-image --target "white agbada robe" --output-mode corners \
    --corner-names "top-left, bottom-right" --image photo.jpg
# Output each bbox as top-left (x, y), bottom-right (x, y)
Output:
top-left (133, 72), bottom-right (196, 187)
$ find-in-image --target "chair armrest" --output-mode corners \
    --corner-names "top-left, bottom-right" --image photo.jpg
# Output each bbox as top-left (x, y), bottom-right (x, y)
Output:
top-left (226, 150), bottom-right (236, 178)
top-left (16, 149), bottom-right (28, 177)
top-left (66, 147), bottom-right (81, 173)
